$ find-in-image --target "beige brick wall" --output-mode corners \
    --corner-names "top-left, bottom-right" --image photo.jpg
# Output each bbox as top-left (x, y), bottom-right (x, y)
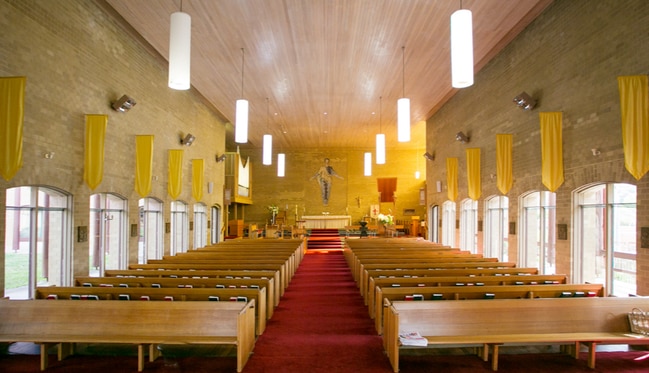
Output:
top-left (426, 0), bottom-right (649, 293)
top-left (0, 0), bottom-right (227, 288)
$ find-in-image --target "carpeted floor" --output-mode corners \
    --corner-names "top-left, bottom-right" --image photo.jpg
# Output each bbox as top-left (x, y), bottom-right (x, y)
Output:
top-left (1, 250), bottom-right (648, 372)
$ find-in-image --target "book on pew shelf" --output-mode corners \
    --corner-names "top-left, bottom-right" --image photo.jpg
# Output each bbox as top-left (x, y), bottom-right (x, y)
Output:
top-left (164, 296), bottom-right (174, 301)
top-left (118, 294), bottom-right (130, 301)
top-left (455, 283), bottom-right (465, 286)
top-left (587, 291), bottom-right (597, 297)
top-left (87, 295), bottom-right (99, 300)
top-left (170, 275), bottom-right (178, 278)
top-left (208, 296), bottom-right (220, 301)
top-left (152, 283), bottom-right (161, 288)
top-left (250, 285), bottom-right (260, 289)
top-left (476, 282), bottom-right (484, 286)
top-left (412, 294), bottom-right (424, 301)
top-left (431, 294), bottom-right (443, 300)
top-left (140, 296), bottom-right (150, 301)
top-left (185, 285), bottom-right (193, 288)
top-left (515, 281), bottom-right (525, 285)
top-left (119, 284), bottom-right (128, 288)
top-left (418, 284), bottom-right (425, 287)
top-left (228, 285), bottom-right (237, 288)
top-left (46, 294), bottom-right (58, 300)
top-left (237, 296), bottom-right (248, 302)
top-left (392, 284), bottom-right (401, 287)
top-left (70, 294), bottom-right (81, 300)
top-left (560, 292), bottom-right (573, 297)
top-left (399, 331), bottom-right (428, 347)
top-left (229, 297), bottom-right (239, 301)
top-left (404, 295), bottom-right (414, 301)
top-left (82, 283), bottom-right (92, 287)
top-left (484, 293), bottom-right (495, 299)
top-left (574, 291), bottom-right (586, 297)
top-left (99, 283), bottom-right (113, 287)
top-left (216, 284), bottom-right (225, 288)
top-left (178, 285), bottom-right (184, 288)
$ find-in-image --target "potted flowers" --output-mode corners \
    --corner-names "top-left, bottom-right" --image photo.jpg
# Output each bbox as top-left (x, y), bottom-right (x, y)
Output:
top-left (267, 205), bottom-right (279, 224)
top-left (377, 213), bottom-right (394, 226)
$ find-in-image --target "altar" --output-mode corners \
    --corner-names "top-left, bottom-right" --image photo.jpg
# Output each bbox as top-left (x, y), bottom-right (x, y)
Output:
top-left (302, 215), bottom-right (352, 229)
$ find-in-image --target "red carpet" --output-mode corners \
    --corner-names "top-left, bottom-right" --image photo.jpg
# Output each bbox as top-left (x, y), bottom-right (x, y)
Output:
top-left (306, 228), bottom-right (344, 249)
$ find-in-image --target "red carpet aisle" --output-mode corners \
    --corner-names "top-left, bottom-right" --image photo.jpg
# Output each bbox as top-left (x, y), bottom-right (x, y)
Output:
top-left (306, 228), bottom-right (344, 250)
top-left (242, 249), bottom-right (392, 373)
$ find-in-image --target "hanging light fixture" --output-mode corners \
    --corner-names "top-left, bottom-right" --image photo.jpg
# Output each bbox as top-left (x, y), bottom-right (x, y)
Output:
top-left (235, 48), bottom-right (249, 143)
top-left (262, 98), bottom-right (273, 165)
top-left (168, 0), bottom-right (191, 90)
top-left (277, 153), bottom-right (286, 177)
top-left (450, 2), bottom-right (474, 88)
top-left (376, 96), bottom-right (386, 164)
top-left (415, 148), bottom-right (421, 179)
top-left (364, 152), bottom-right (372, 176)
top-left (397, 46), bottom-right (410, 142)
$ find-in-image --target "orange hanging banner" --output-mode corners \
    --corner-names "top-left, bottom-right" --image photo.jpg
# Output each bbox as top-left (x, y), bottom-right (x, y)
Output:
top-left (83, 114), bottom-right (108, 190)
top-left (446, 158), bottom-right (458, 202)
top-left (540, 112), bottom-right (564, 192)
top-left (192, 159), bottom-right (204, 202)
top-left (135, 135), bottom-right (154, 197)
top-left (618, 75), bottom-right (649, 180)
top-left (0, 76), bottom-right (26, 181)
top-left (496, 134), bottom-right (513, 195)
top-left (466, 148), bottom-right (481, 201)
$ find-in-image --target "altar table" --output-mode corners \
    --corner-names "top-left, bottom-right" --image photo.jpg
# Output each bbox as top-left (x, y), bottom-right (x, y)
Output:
top-left (302, 215), bottom-right (352, 229)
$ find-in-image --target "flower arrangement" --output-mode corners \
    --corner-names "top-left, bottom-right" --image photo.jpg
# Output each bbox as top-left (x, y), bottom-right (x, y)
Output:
top-left (267, 205), bottom-right (279, 215)
top-left (377, 213), bottom-right (394, 226)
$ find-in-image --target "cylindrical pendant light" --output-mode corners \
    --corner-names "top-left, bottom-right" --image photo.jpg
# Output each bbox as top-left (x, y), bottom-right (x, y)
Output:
top-left (168, 8), bottom-right (191, 90)
top-left (451, 8), bottom-right (474, 88)
top-left (364, 152), bottom-right (372, 176)
top-left (376, 96), bottom-right (386, 164)
top-left (277, 153), bottom-right (286, 177)
top-left (397, 46), bottom-right (410, 142)
top-left (235, 48), bottom-right (248, 143)
top-left (262, 98), bottom-right (273, 165)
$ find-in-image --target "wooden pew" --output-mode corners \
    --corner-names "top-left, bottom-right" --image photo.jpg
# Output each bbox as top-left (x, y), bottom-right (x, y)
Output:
top-left (366, 274), bottom-right (568, 318)
top-left (374, 283), bottom-right (605, 335)
top-left (36, 286), bottom-right (267, 336)
top-left (0, 299), bottom-right (256, 372)
top-left (74, 276), bottom-right (275, 319)
top-left (383, 297), bottom-right (649, 372)
top-left (106, 269), bottom-right (283, 305)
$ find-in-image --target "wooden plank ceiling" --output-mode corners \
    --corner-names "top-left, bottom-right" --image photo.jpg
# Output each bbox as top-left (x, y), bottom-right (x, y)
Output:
top-left (105, 0), bottom-right (553, 151)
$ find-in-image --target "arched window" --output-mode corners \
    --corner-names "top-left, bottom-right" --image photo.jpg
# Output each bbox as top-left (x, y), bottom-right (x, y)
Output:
top-left (138, 197), bottom-right (163, 263)
top-left (518, 191), bottom-right (556, 274)
top-left (459, 199), bottom-right (478, 253)
top-left (4, 186), bottom-right (72, 299)
top-left (89, 193), bottom-right (128, 276)
top-left (193, 203), bottom-right (207, 249)
top-left (573, 183), bottom-right (636, 296)
top-left (171, 200), bottom-right (189, 255)
top-left (441, 201), bottom-right (456, 247)
top-left (484, 195), bottom-right (509, 261)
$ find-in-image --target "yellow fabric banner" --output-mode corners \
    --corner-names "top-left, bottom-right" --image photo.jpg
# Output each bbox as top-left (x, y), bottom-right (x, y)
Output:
top-left (466, 148), bottom-right (481, 201)
top-left (540, 112), bottom-right (564, 192)
top-left (168, 149), bottom-right (184, 200)
top-left (618, 75), bottom-right (649, 180)
top-left (446, 157), bottom-right (458, 202)
top-left (0, 77), bottom-right (26, 181)
top-left (496, 134), bottom-right (513, 195)
top-left (83, 114), bottom-right (108, 190)
top-left (135, 135), bottom-right (154, 197)
top-left (192, 159), bottom-right (204, 202)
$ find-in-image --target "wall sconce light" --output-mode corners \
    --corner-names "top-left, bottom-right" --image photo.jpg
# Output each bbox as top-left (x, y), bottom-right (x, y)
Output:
top-left (423, 152), bottom-right (435, 161)
top-left (180, 133), bottom-right (195, 146)
top-left (513, 92), bottom-right (536, 110)
top-left (456, 132), bottom-right (469, 143)
top-left (591, 148), bottom-right (601, 156)
top-left (215, 154), bottom-right (227, 162)
top-left (111, 95), bottom-right (136, 112)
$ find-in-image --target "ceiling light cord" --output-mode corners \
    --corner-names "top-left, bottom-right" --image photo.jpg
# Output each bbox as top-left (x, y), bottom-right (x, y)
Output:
top-left (401, 46), bottom-right (406, 97)
top-left (240, 48), bottom-right (245, 98)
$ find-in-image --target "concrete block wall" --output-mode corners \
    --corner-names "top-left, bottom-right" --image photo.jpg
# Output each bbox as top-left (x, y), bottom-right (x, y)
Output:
top-left (426, 0), bottom-right (649, 293)
top-left (0, 0), bottom-right (227, 287)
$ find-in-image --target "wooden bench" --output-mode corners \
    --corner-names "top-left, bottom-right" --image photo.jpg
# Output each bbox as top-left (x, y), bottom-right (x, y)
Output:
top-left (36, 286), bottom-right (267, 336)
top-left (74, 276), bottom-right (275, 319)
top-left (0, 299), bottom-right (256, 372)
top-left (383, 297), bottom-right (649, 372)
top-left (374, 283), bottom-right (605, 335)
top-left (366, 274), bottom-right (568, 318)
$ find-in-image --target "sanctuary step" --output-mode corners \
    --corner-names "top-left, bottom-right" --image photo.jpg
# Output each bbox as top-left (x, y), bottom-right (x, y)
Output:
top-left (307, 228), bottom-right (344, 250)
